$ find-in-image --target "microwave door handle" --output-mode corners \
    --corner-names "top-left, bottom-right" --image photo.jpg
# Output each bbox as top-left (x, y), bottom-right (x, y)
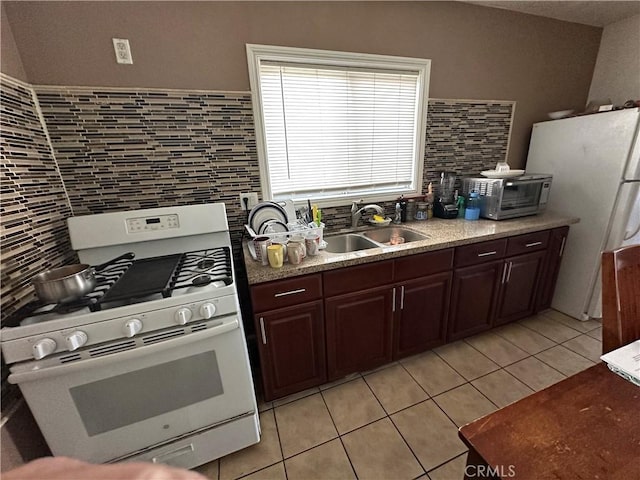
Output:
top-left (8, 317), bottom-right (239, 384)
top-left (505, 179), bottom-right (548, 186)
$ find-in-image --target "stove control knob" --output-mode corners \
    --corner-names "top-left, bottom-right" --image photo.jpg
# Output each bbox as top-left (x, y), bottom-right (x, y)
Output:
top-left (123, 319), bottom-right (143, 338)
top-left (200, 303), bottom-right (216, 319)
top-left (66, 331), bottom-right (88, 351)
top-left (175, 307), bottom-right (192, 325)
top-left (33, 338), bottom-right (57, 360)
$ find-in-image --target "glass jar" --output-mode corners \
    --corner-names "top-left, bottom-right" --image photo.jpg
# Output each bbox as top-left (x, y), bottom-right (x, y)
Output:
top-left (415, 202), bottom-right (428, 221)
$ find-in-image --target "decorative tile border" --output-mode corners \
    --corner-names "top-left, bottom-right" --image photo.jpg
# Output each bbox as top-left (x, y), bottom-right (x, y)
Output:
top-left (0, 75), bottom-right (75, 322)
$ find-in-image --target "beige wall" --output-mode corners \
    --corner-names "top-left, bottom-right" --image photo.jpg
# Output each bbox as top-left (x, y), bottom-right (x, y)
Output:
top-left (588, 14), bottom-right (640, 106)
top-left (0, 3), bottom-right (27, 81)
top-left (2, 1), bottom-right (601, 168)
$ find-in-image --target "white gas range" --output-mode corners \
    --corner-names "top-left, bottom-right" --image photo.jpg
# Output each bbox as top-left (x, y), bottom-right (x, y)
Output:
top-left (1, 203), bottom-right (260, 468)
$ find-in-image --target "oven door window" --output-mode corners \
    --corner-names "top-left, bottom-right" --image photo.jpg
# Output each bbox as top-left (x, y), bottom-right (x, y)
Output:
top-left (70, 351), bottom-right (223, 436)
top-left (501, 182), bottom-right (542, 210)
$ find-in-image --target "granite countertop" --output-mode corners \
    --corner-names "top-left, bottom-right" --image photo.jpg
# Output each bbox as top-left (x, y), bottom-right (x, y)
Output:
top-left (243, 211), bottom-right (579, 285)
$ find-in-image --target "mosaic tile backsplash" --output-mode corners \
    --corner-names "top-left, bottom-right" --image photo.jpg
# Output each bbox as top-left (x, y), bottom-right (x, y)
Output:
top-left (1, 76), bottom-right (514, 325)
top-left (0, 76), bottom-right (75, 322)
top-left (34, 86), bottom-right (261, 244)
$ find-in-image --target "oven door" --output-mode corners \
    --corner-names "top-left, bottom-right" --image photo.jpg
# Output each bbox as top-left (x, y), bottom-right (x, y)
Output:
top-left (9, 315), bottom-right (256, 463)
top-left (497, 179), bottom-right (545, 218)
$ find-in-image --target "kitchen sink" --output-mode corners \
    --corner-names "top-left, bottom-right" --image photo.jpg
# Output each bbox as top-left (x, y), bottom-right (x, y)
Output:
top-left (324, 234), bottom-right (380, 253)
top-left (362, 227), bottom-right (429, 244)
top-left (324, 227), bottom-right (429, 253)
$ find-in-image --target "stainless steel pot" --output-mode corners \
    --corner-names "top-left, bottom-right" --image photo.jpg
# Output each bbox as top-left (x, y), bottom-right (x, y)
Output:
top-left (32, 252), bottom-right (135, 304)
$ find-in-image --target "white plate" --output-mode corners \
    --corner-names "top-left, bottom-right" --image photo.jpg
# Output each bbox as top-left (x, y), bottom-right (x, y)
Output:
top-left (275, 199), bottom-right (296, 223)
top-left (480, 169), bottom-right (525, 179)
top-left (258, 219), bottom-right (289, 235)
top-left (249, 202), bottom-right (288, 234)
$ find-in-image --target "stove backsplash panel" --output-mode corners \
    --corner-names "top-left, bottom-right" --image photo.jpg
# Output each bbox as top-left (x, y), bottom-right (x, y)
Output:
top-left (0, 76), bottom-right (76, 322)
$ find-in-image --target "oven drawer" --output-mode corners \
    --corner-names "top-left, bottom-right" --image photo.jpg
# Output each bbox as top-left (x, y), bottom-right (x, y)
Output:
top-left (506, 230), bottom-right (550, 256)
top-left (454, 239), bottom-right (507, 268)
top-left (251, 274), bottom-right (323, 312)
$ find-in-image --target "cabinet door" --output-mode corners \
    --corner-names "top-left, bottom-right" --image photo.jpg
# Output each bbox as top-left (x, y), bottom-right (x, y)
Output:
top-left (536, 226), bottom-right (570, 312)
top-left (449, 260), bottom-right (503, 341)
top-left (394, 272), bottom-right (452, 359)
top-left (256, 301), bottom-right (325, 401)
top-left (495, 251), bottom-right (547, 326)
top-left (325, 286), bottom-right (394, 380)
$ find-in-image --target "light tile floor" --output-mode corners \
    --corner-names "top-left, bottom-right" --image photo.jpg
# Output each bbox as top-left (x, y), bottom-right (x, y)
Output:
top-left (195, 310), bottom-right (601, 480)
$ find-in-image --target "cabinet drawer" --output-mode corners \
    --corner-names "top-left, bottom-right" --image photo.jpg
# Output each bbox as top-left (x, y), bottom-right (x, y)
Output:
top-left (394, 248), bottom-right (454, 281)
top-left (454, 239), bottom-right (507, 268)
top-left (506, 230), bottom-right (550, 257)
top-left (323, 260), bottom-right (393, 297)
top-left (251, 274), bottom-right (322, 312)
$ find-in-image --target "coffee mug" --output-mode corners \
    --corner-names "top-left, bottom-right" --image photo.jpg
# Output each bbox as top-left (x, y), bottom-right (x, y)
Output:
top-left (267, 244), bottom-right (284, 269)
top-left (272, 240), bottom-right (288, 262)
top-left (289, 235), bottom-right (306, 258)
top-left (253, 236), bottom-right (272, 266)
top-left (305, 234), bottom-right (320, 256)
top-left (287, 242), bottom-right (304, 265)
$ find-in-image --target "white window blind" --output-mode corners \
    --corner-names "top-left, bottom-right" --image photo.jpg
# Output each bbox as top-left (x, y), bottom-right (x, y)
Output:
top-left (248, 45), bottom-right (430, 204)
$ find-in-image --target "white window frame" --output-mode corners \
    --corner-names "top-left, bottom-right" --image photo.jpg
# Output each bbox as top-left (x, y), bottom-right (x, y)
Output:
top-left (246, 44), bottom-right (431, 207)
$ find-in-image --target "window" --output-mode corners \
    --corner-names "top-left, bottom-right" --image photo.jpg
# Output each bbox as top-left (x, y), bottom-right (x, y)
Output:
top-left (247, 44), bottom-right (430, 205)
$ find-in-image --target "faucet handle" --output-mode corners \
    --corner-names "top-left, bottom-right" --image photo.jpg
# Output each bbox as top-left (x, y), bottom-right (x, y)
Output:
top-left (351, 201), bottom-right (360, 213)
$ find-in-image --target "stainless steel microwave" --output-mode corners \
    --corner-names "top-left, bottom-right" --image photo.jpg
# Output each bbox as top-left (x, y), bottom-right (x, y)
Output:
top-left (462, 174), bottom-right (552, 220)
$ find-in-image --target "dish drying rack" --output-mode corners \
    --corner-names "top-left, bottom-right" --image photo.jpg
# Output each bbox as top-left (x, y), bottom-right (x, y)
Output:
top-left (245, 221), bottom-right (326, 261)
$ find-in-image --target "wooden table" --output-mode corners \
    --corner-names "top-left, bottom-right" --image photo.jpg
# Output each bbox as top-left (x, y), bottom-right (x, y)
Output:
top-left (459, 363), bottom-right (640, 479)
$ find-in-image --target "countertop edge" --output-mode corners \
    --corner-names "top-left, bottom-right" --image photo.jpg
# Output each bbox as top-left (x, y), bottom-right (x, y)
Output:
top-left (243, 213), bottom-right (579, 285)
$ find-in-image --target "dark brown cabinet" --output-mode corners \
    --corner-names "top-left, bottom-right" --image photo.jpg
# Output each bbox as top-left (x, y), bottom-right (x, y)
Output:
top-left (449, 260), bottom-right (504, 340)
top-left (494, 250), bottom-right (547, 326)
top-left (251, 274), bottom-right (325, 401)
top-left (393, 271), bottom-right (452, 359)
top-left (325, 286), bottom-right (394, 380)
top-left (536, 226), bottom-right (570, 311)
top-left (255, 301), bottom-right (326, 401)
top-left (448, 239), bottom-right (508, 340)
top-left (393, 249), bottom-right (454, 358)
top-left (250, 226), bottom-right (570, 400)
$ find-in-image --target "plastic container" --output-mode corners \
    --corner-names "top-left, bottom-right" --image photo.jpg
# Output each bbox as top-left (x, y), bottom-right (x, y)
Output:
top-left (464, 192), bottom-right (480, 220)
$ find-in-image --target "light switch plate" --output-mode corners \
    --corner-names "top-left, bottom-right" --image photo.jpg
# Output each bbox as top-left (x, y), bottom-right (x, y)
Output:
top-left (112, 38), bottom-right (133, 64)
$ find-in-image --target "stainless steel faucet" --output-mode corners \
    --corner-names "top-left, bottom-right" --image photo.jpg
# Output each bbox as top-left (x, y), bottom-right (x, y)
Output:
top-left (351, 202), bottom-right (384, 228)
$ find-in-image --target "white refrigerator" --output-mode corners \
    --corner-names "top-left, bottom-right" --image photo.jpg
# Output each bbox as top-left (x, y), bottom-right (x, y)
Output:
top-left (525, 108), bottom-right (640, 321)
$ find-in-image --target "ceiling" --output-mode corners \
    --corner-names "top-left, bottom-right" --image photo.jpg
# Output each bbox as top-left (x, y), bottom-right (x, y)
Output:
top-left (464, 1), bottom-right (640, 27)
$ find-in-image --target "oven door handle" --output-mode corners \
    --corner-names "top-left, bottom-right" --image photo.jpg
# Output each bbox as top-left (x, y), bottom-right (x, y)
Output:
top-left (8, 317), bottom-right (239, 385)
